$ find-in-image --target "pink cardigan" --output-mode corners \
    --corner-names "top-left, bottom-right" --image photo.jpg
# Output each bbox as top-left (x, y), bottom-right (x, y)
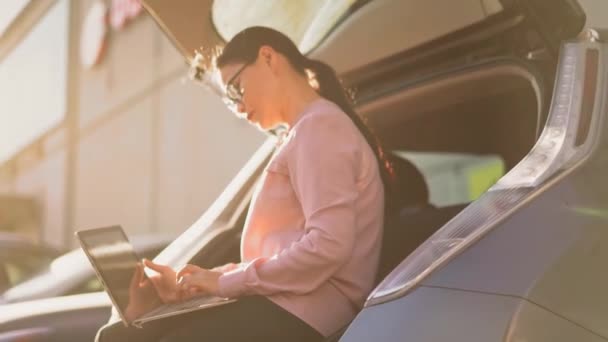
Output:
top-left (218, 99), bottom-right (385, 336)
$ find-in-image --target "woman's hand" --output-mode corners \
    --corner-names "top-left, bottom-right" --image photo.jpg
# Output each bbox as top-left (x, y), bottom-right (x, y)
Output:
top-left (124, 262), bottom-right (158, 320)
top-left (142, 259), bottom-right (181, 303)
top-left (176, 264), bottom-right (222, 297)
top-left (210, 262), bottom-right (240, 274)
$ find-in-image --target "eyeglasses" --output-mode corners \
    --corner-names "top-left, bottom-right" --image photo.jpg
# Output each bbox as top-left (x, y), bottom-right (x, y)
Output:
top-left (225, 63), bottom-right (250, 106)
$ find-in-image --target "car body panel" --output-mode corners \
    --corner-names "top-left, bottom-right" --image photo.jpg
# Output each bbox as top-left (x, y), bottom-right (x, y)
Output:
top-left (416, 42), bottom-right (608, 339)
top-left (341, 286), bottom-right (604, 342)
top-left (0, 292), bottom-right (111, 342)
top-left (0, 292), bottom-right (110, 324)
top-left (347, 39), bottom-right (608, 340)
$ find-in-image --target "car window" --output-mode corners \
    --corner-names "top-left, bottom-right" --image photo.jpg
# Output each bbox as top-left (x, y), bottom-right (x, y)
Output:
top-left (4, 261), bottom-right (32, 287)
top-left (3, 253), bottom-right (55, 287)
top-left (67, 276), bottom-right (104, 296)
top-left (393, 151), bottom-right (505, 207)
top-left (0, 264), bottom-right (10, 292)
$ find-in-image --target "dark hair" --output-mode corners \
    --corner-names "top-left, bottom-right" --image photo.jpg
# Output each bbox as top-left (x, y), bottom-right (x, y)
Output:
top-left (216, 26), bottom-right (394, 208)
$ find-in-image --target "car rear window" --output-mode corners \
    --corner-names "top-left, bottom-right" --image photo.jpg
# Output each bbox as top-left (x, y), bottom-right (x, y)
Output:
top-left (212, 0), bottom-right (358, 53)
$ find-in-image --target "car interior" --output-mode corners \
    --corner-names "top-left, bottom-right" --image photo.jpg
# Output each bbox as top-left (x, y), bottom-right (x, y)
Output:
top-left (360, 59), bottom-right (542, 281)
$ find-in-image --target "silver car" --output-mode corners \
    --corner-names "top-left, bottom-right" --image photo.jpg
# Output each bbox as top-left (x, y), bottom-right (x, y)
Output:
top-left (0, 233), bottom-right (61, 294)
top-left (143, 1), bottom-right (608, 340)
top-left (0, 234), bottom-right (171, 304)
top-left (2, 0), bottom-right (607, 341)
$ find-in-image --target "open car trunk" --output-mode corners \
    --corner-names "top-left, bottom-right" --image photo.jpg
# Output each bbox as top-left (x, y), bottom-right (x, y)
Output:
top-left (355, 59), bottom-right (543, 290)
top-left (141, 0), bottom-right (585, 79)
top-left (359, 59), bottom-right (542, 170)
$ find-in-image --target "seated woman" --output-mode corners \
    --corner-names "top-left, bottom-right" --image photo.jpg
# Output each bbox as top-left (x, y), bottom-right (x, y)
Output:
top-left (96, 26), bottom-right (392, 342)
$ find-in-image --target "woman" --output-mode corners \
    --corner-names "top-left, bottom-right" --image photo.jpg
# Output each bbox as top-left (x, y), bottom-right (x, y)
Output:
top-left (96, 26), bottom-right (392, 342)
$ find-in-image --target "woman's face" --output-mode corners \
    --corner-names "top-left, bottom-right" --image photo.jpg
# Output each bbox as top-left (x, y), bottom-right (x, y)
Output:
top-left (220, 52), bottom-right (282, 130)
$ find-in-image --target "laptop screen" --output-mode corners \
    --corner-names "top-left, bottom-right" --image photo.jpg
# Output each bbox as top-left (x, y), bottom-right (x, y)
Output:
top-left (78, 226), bottom-right (162, 319)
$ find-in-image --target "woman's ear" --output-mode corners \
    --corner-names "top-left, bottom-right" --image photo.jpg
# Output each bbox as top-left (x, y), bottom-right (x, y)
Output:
top-left (259, 45), bottom-right (274, 67)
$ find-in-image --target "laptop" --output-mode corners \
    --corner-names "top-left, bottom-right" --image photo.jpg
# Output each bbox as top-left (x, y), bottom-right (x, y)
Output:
top-left (76, 225), bottom-right (236, 328)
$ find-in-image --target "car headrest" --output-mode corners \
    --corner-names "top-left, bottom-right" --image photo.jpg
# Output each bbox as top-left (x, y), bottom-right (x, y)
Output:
top-left (389, 156), bottom-right (430, 210)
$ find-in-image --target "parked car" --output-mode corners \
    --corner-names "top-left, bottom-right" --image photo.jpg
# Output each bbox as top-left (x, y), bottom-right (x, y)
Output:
top-left (0, 230), bottom-right (231, 342)
top-left (0, 235), bottom-right (171, 341)
top-left (0, 292), bottom-right (111, 342)
top-left (2, 1), bottom-right (607, 341)
top-left (144, 1), bottom-right (608, 341)
top-left (0, 234), bottom-right (171, 304)
top-left (0, 233), bottom-right (61, 294)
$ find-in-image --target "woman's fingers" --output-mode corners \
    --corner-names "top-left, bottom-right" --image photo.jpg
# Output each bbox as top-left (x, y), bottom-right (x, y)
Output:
top-left (176, 264), bottom-right (201, 280)
top-left (142, 258), bottom-right (163, 271)
top-left (177, 274), bottom-right (196, 301)
top-left (176, 268), bottom-right (221, 295)
top-left (143, 258), bottom-right (173, 275)
top-left (177, 285), bottom-right (200, 301)
top-left (177, 273), bottom-right (206, 295)
top-left (135, 263), bottom-right (149, 287)
top-left (177, 264), bottom-right (202, 277)
top-left (178, 274), bottom-right (197, 289)
top-left (186, 287), bottom-right (199, 299)
top-left (147, 274), bottom-right (162, 288)
top-left (129, 263), bottom-right (143, 289)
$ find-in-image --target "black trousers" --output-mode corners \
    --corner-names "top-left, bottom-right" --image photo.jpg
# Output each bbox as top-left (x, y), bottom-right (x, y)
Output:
top-left (95, 295), bottom-right (325, 342)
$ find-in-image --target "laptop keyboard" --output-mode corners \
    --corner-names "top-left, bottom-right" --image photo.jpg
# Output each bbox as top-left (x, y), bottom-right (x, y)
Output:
top-left (135, 295), bottom-right (237, 326)
top-left (145, 295), bottom-right (222, 317)
top-left (163, 296), bottom-right (215, 311)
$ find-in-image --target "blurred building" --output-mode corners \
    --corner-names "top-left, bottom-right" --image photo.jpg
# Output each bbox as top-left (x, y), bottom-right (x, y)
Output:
top-left (0, 0), bottom-right (264, 248)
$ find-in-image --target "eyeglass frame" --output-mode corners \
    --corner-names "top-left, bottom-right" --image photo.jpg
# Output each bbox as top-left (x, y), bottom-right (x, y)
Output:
top-left (225, 62), bottom-right (252, 106)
